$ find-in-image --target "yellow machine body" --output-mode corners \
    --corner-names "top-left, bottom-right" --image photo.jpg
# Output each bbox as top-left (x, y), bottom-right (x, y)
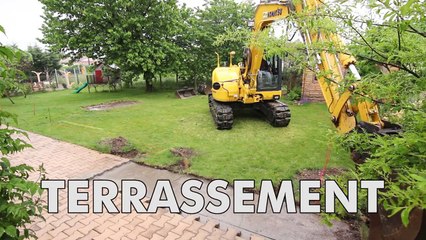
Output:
top-left (211, 0), bottom-right (388, 134)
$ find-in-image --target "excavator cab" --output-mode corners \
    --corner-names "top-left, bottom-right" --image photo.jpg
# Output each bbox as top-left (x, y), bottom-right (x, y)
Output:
top-left (257, 56), bottom-right (283, 92)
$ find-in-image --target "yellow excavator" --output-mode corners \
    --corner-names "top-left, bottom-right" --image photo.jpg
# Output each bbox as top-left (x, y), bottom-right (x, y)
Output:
top-left (210, 0), bottom-right (423, 239)
top-left (209, 0), bottom-right (400, 134)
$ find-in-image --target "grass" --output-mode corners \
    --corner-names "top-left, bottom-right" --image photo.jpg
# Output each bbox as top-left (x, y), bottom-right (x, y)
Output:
top-left (0, 88), bottom-right (353, 186)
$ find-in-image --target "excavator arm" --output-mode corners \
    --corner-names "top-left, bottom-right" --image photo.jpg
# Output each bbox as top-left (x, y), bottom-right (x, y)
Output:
top-left (244, 0), bottom-right (399, 134)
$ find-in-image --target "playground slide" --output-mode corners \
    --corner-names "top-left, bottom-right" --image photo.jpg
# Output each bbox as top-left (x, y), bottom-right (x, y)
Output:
top-left (73, 82), bottom-right (89, 93)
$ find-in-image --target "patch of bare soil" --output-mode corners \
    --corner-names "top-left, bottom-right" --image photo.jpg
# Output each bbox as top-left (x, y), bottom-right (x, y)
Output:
top-left (168, 147), bottom-right (196, 172)
top-left (99, 136), bottom-right (140, 159)
top-left (295, 168), bottom-right (361, 240)
top-left (334, 220), bottom-right (362, 240)
top-left (294, 168), bottom-right (347, 181)
top-left (85, 100), bottom-right (139, 111)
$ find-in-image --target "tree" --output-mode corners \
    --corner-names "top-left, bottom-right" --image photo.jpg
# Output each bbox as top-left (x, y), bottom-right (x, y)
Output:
top-left (323, 0), bottom-right (426, 227)
top-left (40, 0), bottom-right (182, 90)
top-left (185, 0), bottom-right (255, 83)
top-left (0, 24), bottom-right (45, 240)
top-left (27, 45), bottom-right (61, 73)
top-left (216, 0), bottom-right (425, 230)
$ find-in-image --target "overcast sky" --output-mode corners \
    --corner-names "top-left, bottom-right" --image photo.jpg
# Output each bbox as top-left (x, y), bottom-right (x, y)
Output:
top-left (0, 0), bottom-right (211, 50)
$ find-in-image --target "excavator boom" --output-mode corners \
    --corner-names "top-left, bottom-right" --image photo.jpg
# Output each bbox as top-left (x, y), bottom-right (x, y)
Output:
top-left (210, 0), bottom-right (417, 238)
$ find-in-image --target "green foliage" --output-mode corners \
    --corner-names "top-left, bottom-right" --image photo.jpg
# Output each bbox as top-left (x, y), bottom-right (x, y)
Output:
top-left (188, 0), bottom-right (255, 79)
top-left (0, 116), bottom-right (45, 239)
top-left (40, 0), bottom-right (182, 87)
top-left (329, 0), bottom-right (426, 226)
top-left (26, 45), bottom-right (61, 73)
top-left (286, 86), bottom-right (302, 101)
top-left (217, 0), bottom-right (425, 226)
top-left (0, 24), bottom-right (45, 240)
top-left (0, 89), bottom-right (352, 186)
top-left (0, 46), bottom-right (26, 97)
top-left (39, 0), bottom-right (255, 87)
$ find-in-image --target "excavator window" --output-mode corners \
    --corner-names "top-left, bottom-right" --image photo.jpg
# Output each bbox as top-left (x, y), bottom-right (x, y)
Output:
top-left (257, 56), bottom-right (283, 91)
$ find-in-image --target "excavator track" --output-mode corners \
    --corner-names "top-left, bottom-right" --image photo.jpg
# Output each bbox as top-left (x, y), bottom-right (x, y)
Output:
top-left (208, 95), bottom-right (234, 130)
top-left (257, 100), bottom-right (291, 127)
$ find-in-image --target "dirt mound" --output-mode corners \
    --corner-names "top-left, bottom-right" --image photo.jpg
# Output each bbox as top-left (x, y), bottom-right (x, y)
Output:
top-left (85, 101), bottom-right (138, 111)
top-left (99, 137), bottom-right (140, 159)
top-left (295, 168), bottom-right (346, 181)
top-left (169, 147), bottom-right (196, 172)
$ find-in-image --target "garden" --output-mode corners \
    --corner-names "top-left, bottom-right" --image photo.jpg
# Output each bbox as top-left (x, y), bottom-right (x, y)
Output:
top-left (1, 0), bottom-right (425, 239)
top-left (0, 87), bottom-right (352, 184)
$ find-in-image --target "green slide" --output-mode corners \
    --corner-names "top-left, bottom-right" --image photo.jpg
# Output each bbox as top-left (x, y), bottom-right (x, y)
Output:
top-left (73, 82), bottom-right (89, 93)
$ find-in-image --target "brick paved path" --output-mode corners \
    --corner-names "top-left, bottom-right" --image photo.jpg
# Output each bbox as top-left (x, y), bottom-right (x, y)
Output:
top-left (8, 131), bottom-right (265, 240)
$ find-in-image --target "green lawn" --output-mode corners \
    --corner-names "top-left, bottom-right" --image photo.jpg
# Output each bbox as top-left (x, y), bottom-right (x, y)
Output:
top-left (0, 88), bottom-right (353, 184)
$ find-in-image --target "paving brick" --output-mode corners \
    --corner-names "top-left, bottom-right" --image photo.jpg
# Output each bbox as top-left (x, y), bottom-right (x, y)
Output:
top-left (79, 219), bottom-right (102, 235)
top-left (65, 214), bottom-right (85, 227)
top-left (165, 214), bottom-right (184, 226)
top-left (109, 219), bottom-right (130, 232)
top-left (94, 220), bottom-right (115, 233)
top-left (171, 221), bottom-right (190, 236)
top-left (51, 215), bottom-right (72, 228)
top-left (79, 230), bottom-right (102, 240)
top-left (10, 130), bottom-right (262, 240)
top-left (151, 233), bottom-right (166, 240)
top-left (181, 215), bottom-right (200, 224)
top-left (108, 228), bottom-right (128, 240)
top-left (138, 215), bottom-right (157, 229)
top-left (54, 232), bottom-right (69, 240)
top-left (154, 222), bottom-right (176, 237)
top-left (33, 223), bottom-right (55, 237)
top-left (201, 220), bottom-right (220, 233)
top-left (164, 232), bottom-right (180, 240)
top-left (206, 228), bottom-right (227, 240)
top-left (186, 220), bottom-right (204, 234)
top-left (49, 222), bottom-right (70, 237)
top-left (250, 234), bottom-right (266, 240)
top-left (176, 230), bottom-right (196, 240)
top-left (37, 232), bottom-right (54, 240)
top-left (192, 229), bottom-right (211, 240)
top-left (125, 226), bottom-right (147, 240)
top-left (140, 225), bottom-right (161, 239)
top-left (63, 222), bottom-right (84, 236)
top-left (153, 214), bottom-right (172, 228)
top-left (64, 230), bottom-right (84, 240)
top-left (223, 228), bottom-right (242, 239)
top-left (93, 228), bottom-right (115, 240)
top-left (79, 213), bottom-right (102, 226)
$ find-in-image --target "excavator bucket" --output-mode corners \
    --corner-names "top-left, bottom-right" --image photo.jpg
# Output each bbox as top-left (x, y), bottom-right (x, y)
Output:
top-left (176, 87), bottom-right (196, 99)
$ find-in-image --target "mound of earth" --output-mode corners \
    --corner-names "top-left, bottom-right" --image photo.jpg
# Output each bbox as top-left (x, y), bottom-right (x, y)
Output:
top-left (168, 147), bottom-right (196, 172)
top-left (295, 168), bottom-right (347, 181)
top-left (99, 136), bottom-right (140, 159)
top-left (85, 101), bottom-right (139, 111)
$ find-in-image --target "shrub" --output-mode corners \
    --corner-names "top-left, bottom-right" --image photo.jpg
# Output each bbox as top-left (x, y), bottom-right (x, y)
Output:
top-left (286, 86), bottom-right (302, 101)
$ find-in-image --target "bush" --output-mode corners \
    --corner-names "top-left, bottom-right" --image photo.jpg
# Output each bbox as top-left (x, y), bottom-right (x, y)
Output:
top-left (286, 86), bottom-right (302, 101)
top-left (0, 111), bottom-right (45, 240)
top-left (1, 26), bottom-right (45, 239)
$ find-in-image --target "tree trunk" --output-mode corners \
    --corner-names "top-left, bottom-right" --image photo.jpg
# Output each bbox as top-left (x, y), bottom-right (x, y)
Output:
top-left (144, 71), bottom-right (154, 92)
top-left (159, 73), bottom-right (162, 88)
